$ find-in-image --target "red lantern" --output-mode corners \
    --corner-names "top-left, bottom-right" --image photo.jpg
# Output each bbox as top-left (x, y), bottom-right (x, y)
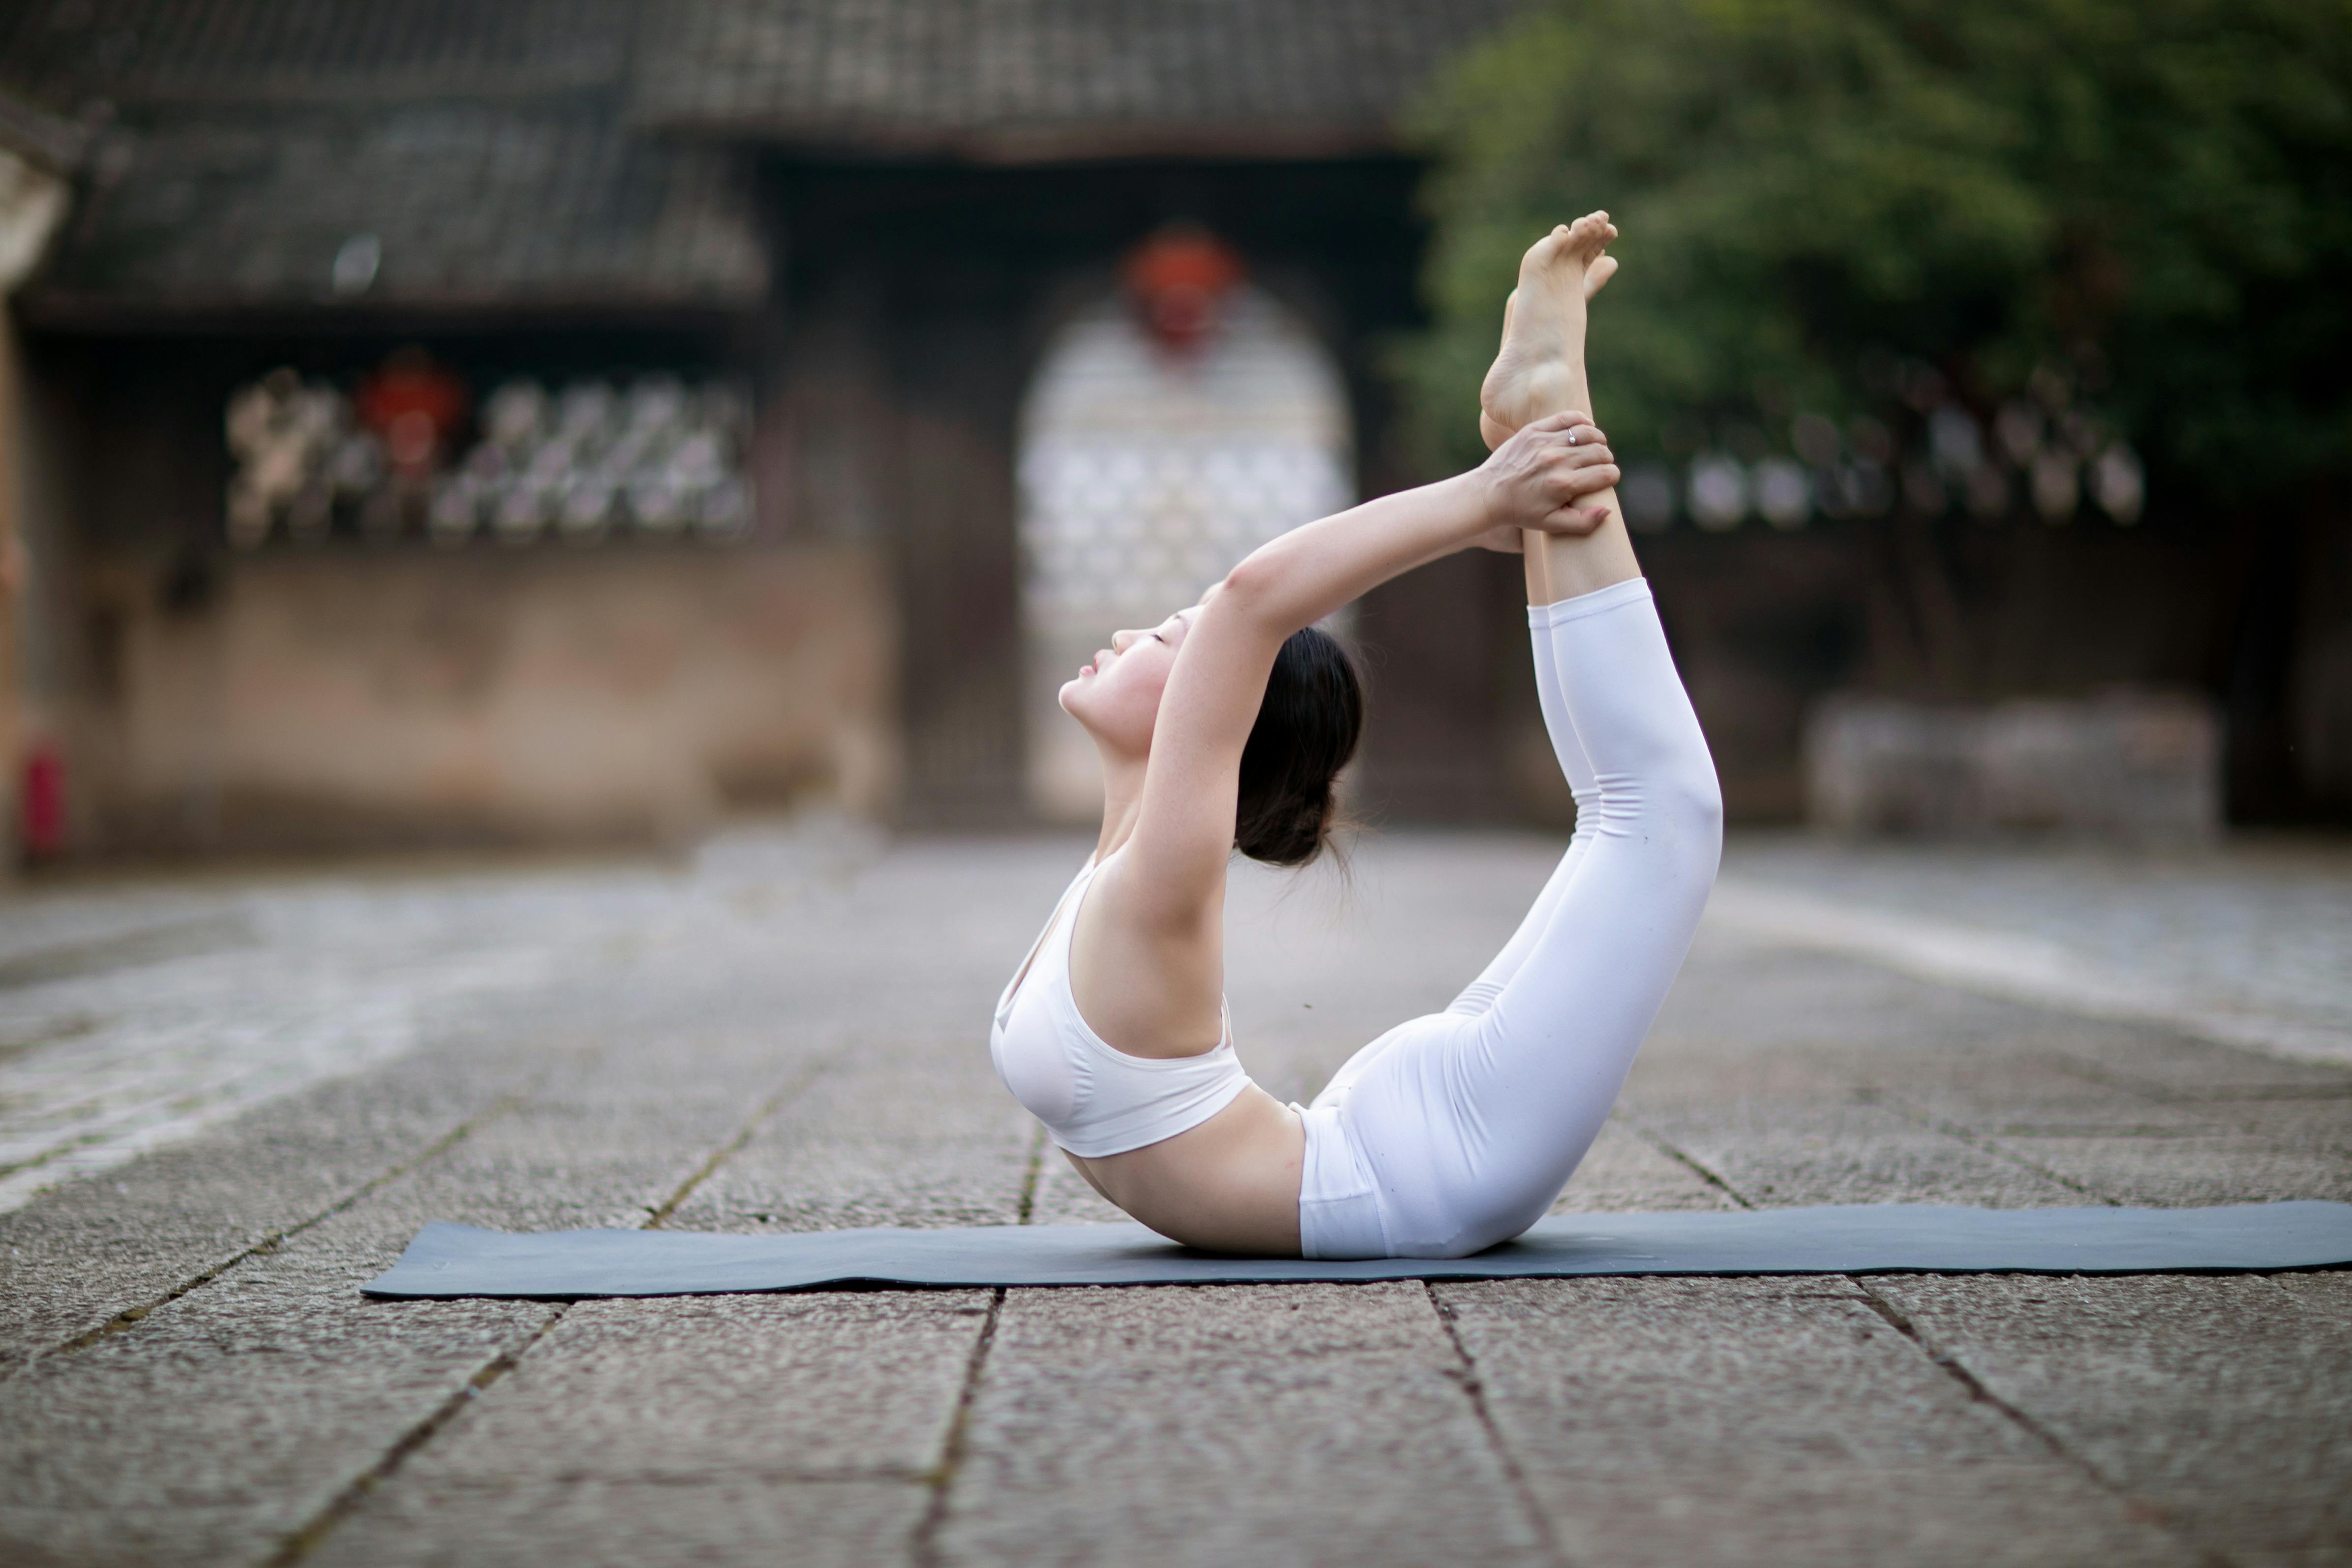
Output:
top-left (356, 349), bottom-right (469, 477)
top-left (1123, 226), bottom-right (1244, 351)
top-left (21, 742), bottom-right (63, 859)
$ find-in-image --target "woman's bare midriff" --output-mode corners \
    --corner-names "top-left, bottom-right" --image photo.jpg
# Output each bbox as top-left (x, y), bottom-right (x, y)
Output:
top-left (1062, 1083), bottom-right (1306, 1255)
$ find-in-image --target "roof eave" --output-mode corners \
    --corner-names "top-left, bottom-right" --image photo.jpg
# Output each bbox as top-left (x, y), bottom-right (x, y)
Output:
top-left (14, 287), bottom-right (772, 335)
top-left (637, 116), bottom-right (1412, 167)
top-left (0, 88), bottom-right (92, 176)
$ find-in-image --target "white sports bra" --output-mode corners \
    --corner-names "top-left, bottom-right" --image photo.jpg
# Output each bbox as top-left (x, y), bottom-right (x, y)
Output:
top-left (990, 856), bottom-right (1253, 1158)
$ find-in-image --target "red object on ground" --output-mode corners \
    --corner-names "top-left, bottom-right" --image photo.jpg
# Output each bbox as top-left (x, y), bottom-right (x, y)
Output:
top-left (22, 743), bottom-right (63, 859)
top-left (1123, 226), bottom-right (1245, 350)
top-left (355, 350), bottom-right (469, 475)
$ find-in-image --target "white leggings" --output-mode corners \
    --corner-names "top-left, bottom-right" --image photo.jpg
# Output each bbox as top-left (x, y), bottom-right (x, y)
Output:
top-left (1297, 577), bottom-right (1722, 1258)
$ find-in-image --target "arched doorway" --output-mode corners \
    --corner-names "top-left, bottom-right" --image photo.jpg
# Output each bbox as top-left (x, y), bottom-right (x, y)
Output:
top-left (1017, 274), bottom-right (1354, 819)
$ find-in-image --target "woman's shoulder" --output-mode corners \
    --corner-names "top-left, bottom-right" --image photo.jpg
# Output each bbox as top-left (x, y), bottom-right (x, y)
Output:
top-left (1085, 843), bottom-right (1225, 941)
top-left (1069, 848), bottom-right (1229, 1058)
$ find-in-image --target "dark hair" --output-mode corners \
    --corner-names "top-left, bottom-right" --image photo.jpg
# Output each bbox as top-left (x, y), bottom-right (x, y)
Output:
top-left (1234, 626), bottom-right (1363, 867)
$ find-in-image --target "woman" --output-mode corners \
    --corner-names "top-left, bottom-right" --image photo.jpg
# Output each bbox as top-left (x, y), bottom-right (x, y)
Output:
top-left (991, 212), bottom-right (1722, 1259)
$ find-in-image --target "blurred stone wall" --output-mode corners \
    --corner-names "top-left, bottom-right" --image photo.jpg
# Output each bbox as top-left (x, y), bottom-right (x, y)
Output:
top-left (63, 543), bottom-right (895, 854)
top-left (1804, 692), bottom-right (2221, 840)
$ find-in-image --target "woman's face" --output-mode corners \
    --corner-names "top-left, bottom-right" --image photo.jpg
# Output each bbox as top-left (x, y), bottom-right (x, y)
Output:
top-left (1058, 606), bottom-right (1197, 757)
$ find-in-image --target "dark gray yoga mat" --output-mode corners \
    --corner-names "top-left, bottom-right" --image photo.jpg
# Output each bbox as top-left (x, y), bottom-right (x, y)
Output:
top-left (365, 1201), bottom-right (2352, 1299)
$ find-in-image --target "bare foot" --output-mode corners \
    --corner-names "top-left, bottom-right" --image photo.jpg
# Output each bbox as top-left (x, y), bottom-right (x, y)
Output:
top-left (1478, 212), bottom-right (1618, 440)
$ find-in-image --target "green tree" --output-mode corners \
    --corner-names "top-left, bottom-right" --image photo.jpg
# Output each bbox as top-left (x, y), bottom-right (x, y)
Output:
top-left (1399, 0), bottom-right (2352, 685)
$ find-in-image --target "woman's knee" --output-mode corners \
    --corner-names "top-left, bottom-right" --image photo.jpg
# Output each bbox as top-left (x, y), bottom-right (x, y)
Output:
top-left (1666, 768), bottom-right (1724, 869)
top-left (1607, 767), bottom-right (1721, 881)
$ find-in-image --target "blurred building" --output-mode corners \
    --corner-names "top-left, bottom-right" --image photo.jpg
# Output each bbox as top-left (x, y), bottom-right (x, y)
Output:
top-left (0, 2), bottom-right (2337, 861)
top-left (0, 0), bottom-right (1541, 857)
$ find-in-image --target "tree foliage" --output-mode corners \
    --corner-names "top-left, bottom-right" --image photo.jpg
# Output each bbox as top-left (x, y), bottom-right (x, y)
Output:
top-left (1398, 0), bottom-right (2352, 505)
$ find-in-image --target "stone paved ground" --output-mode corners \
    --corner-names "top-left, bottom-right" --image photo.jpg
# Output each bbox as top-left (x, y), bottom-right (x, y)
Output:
top-left (1716, 835), bottom-right (2352, 1066)
top-left (0, 825), bottom-right (2347, 1568)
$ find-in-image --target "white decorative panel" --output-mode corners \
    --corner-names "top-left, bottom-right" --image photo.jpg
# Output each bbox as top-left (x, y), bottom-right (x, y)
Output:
top-left (1019, 287), bottom-right (1354, 819)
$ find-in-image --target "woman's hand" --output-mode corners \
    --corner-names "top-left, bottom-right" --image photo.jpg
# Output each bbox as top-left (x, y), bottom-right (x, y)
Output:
top-left (1471, 410), bottom-right (1618, 550)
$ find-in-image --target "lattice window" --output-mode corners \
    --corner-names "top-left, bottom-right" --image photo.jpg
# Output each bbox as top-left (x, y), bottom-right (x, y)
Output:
top-left (1018, 286), bottom-right (1353, 818)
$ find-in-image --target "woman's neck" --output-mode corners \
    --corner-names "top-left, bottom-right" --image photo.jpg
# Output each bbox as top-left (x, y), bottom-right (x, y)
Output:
top-left (1093, 751), bottom-right (1146, 864)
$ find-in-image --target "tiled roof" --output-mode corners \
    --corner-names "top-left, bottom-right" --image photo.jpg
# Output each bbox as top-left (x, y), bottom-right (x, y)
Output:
top-left (0, 85), bottom-right (88, 173)
top-left (630, 0), bottom-right (1531, 157)
top-left (29, 101), bottom-right (768, 317)
top-left (2, 0), bottom-right (765, 315)
top-left (4, 0), bottom-right (1528, 315)
top-left (0, 0), bottom-right (635, 111)
top-left (5, 0), bottom-right (1530, 155)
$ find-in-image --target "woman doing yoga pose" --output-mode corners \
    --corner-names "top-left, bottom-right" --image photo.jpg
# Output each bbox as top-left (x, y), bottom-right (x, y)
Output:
top-left (991, 212), bottom-right (1722, 1259)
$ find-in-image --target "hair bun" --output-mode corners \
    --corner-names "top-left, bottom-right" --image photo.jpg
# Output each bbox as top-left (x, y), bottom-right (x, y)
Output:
top-left (1253, 785), bottom-right (1331, 867)
top-left (1232, 628), bottom-right (1362, 868)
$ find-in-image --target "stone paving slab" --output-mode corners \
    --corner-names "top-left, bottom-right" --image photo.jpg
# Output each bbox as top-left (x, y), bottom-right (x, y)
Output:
top-left (314, 1478), bottom-right (928, 1568)
top-left (1873, 1272), bottom-right (2352, 1568)
top-left (1719, 835), bottom-right (2352, 1064)
top-left (0, 1026), bottom-right (537, 1372)
top-left (309, 1293), bottom-right (989, 1568)
top-left (2275, 1266), bottom-right (2352, 1328)
top-left (1437, 1274), bottom-right (2201, 1567)
top-left (372, 1292), bottom-right (992, 1481)
top-left (0, 874), bottom-right (597, 1211)
top-left (0, 828), bottom-right (2344, 1568)
top-left (1871, 1053), bottom-right (2246, 1136)
top-left (1983, 1132), bottom-right (2352, 1208)
top-left (667, 1036), bottom-right (1037, 1234)
top-left (1621, 1100), bottom-right (2089, 1208)
top-left (1, 1262), bottom-right (548, 1568)
top-left (2046, 1034), bottom-right (2352, 1101)
top-left (0, 985), bottom-right (815, 1566)
top-left (938, 1281), bottom-right (1552, 1568)
top-left (1631, 930), bottom-right (2352, 1214)
top-left (1550, 1119), bottom-right (1741, 1213)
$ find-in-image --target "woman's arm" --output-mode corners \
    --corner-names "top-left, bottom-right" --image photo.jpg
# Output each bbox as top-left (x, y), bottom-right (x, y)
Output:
top-left (1116, 417), bottom-right (1621, 925)
top-left (1505, 350), bottom-right (1641, 606)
